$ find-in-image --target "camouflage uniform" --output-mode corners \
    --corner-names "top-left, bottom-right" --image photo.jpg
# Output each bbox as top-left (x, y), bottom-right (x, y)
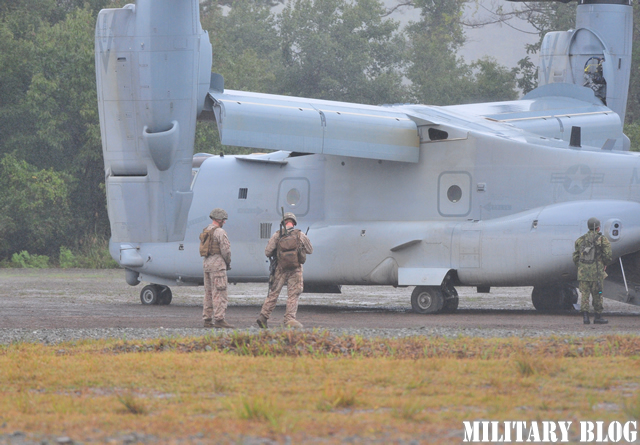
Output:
top-left (583, 57), bottom-right (607, 104)
top-left (260, 228), bottom-right (313, 324)
top-left (573, 229), bottom-right (612, 314)
top-left (203, 223), bottom-right (231, 322)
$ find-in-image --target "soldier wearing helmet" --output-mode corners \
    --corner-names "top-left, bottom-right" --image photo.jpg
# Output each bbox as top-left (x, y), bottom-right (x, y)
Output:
top-left (199, 208), bottom-right (234, 328)
top-left (257, 212), bottom-right (313, 329)
top-left (573, 217), bottom-right (612, 325)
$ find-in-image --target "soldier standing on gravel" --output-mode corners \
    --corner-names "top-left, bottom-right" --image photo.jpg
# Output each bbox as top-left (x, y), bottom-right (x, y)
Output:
top-left (200, 208), bottom-right (234, 329)
top-left (257, 212), bottom-right (313, 329)
top-left (573, 217), bottom-right (612, 325)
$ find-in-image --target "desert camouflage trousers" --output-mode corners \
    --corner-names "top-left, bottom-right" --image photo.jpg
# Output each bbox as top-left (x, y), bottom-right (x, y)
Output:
top-left (203, 271), bottom-right (228, 321)
top-left (579, 280), bottom-right (604, 314)
top-left (260, 267), bottom-right (303, 323)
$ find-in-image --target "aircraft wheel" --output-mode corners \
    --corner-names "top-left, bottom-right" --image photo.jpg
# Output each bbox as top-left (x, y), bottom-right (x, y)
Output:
top-left (531, 284), bottom-right (575, 311)
top-left (531, 285), bottom-right (556, 311)
top-left (442, 296), bottom-right (459, 313)
top-left (561, 285), bottom-right (578, 310)
top-left (441, 282), bottom-right (459, 313)
top-left (157, 286), bottom-right (173, 305)
top-left (411, 286), bottom-right (444, 314)
top-left (140, 284), bottom-right (160, 305)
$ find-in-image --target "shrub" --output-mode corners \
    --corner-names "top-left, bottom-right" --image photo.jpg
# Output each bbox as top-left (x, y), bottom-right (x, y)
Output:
top-left (59, 246), bottom-right (77, 268)
top-left (11, 251), bottom-right (50, 268)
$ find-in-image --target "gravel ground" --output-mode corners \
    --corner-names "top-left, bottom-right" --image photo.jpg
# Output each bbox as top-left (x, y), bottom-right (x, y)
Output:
top-left (1, 269), bottom-right (639, 344)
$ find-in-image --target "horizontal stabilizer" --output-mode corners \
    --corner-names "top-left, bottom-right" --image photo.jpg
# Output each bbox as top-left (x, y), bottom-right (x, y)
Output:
top-left (208, 90), bottom-right (420, 163)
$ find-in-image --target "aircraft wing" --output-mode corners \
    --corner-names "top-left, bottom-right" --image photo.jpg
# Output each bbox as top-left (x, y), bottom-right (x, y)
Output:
top-left (441, 83), bottom-right (625, 150)
top-left (207, 89), bottom-right (421, 163)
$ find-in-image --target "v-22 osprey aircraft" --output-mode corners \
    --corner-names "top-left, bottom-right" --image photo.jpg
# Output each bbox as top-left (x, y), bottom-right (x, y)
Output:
top-left (95, 0), bottom-right (640, 313)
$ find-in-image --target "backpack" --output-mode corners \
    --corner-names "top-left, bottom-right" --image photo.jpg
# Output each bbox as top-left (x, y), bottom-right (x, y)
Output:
top-left (277, 230), bottom-right (302, 271)
top-left (579, 233), bottom-right (599, 264)
top-left (199, 227), bottom-right (219, 257)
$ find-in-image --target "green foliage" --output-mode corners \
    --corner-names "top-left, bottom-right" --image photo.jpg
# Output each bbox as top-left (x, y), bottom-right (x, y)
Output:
top-left (624, 122), bottom-right (640, 152)
top-left (0, 5), bottom-right (109, 263)
top-left (73, 237), bottom-right (119, 269)
top-left (624, 2), bottom-right (640, 124)
top-left (406, 0), bottom-right (517, 105)
top-left (201, 0), bottom-right (281, 93)
top-left (467, 57), bottom-right (518, 103)
top-left (10, 251), bottom-right (50, 269)
top-left (513, 56), bottom-right (538, 95)
top-left (0, 154), bottom-right (73, 259)
top-left (516, 2), bottom-right (575, 55)
top-left (59, 246), bottom-right (77, 269)
top-left (277, 0), bottom-right (407, 104)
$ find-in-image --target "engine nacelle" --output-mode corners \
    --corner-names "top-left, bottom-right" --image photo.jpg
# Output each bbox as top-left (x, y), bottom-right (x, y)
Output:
top-left (95, 0), bottom-right (212, 244)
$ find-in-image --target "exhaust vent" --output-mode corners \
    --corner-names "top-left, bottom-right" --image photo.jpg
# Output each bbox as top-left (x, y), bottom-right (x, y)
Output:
top-left (260, 223), bottom-right (272, 239)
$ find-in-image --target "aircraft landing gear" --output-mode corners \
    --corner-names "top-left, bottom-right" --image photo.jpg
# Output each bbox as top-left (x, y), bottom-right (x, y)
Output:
top-left (411, 280), bottom-right (459, 314)
top-left (441, 282), bottom-right (459, 313)
top-left (140, 284), bottom-right (173, 305)
top-left (531, 284), bottom-right (577, 311)
top-left (411, 286), bottom-right (444, 313)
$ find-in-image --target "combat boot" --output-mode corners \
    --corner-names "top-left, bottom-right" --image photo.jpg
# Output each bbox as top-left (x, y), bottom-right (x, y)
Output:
top-left (582, 312), bottom-right (590, 325)
top-left (285, 319), bottom-right (303, 329)
top-left (203, 319), bottom-right (214, 328)
top-left (593, 313), bottom-right (609, 324)
top-left (256, 314), bottom-right (268, 329)
top-left (213, 319), bottom-right (235, 329)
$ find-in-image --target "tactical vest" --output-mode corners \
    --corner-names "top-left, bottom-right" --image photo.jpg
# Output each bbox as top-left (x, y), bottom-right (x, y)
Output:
top-left (277, 229), bottom-right (303, 271)
top-left (579, 232), bottom-right (600, 264)
top-left (199, 227), bottom-right (221, 257)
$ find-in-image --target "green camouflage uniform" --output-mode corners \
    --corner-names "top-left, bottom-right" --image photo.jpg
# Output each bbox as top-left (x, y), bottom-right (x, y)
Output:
top-left (573, 229), bottom-right (612, 314)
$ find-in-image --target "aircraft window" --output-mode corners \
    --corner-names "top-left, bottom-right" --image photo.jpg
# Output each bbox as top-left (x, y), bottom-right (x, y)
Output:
top-left (447, 185), bottom-right (462, 203)
top-left (428, 128), bottom-right (448, 141)
top-left (238, 188), bottom-right (248, 199)
top-left (286, 188), bottom-right (301, 207)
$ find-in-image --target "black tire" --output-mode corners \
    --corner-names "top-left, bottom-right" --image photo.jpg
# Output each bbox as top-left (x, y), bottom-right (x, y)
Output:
top-left (532, 284), bottom-right (575, 311)
top-left (442, 296), bottom-right (459, 313)
top-left (441, 283), bottom-right (459, 313)
top-left (157, 286), bottom-right (173, 305)
top-left (411, 286), bottom-right (444, 314)
top-left (140, 284), bottom-right (159, 305)
top-left (561, 284), bottom-right (578, 310)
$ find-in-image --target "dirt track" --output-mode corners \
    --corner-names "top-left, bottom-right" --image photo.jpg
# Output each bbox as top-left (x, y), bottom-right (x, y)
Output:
top-left (1, 269), bottom-right (639, 335)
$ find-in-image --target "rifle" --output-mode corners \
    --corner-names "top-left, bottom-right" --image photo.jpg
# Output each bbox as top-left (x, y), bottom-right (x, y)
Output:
top-left (279, 206), bottom-right (286, 236)
top-left (268, 207), bottom-right (286, 291)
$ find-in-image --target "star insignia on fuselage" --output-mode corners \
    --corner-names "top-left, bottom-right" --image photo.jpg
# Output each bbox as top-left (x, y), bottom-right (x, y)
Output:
top-left (550, 164), bottom-right (604, 195)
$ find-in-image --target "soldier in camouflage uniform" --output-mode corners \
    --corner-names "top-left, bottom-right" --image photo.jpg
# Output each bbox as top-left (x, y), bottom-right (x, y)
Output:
top-left (583, 57), bottom-right (607, 104)
top-left (573, 217), bottom-right (612, 325)
top-left (201, 208), bottom-right (234, 329)
top-left (257, 212), bottom-right (313, 329)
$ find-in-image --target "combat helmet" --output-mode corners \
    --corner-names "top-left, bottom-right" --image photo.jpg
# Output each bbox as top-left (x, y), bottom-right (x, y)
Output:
top-left (283, 212), bottom-right (297, 225)
top-left (210, 208), bottom-right (228, 221)
top-left (588, 217), bottom-right (600, 231)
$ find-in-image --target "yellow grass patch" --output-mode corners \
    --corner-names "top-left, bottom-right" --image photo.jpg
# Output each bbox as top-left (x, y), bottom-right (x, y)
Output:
top-left (1, 333), bottom-right (639, 443)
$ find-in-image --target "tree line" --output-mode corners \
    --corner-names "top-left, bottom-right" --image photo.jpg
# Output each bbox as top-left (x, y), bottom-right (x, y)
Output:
top-left (0, 0), bottom-right (639, 266)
